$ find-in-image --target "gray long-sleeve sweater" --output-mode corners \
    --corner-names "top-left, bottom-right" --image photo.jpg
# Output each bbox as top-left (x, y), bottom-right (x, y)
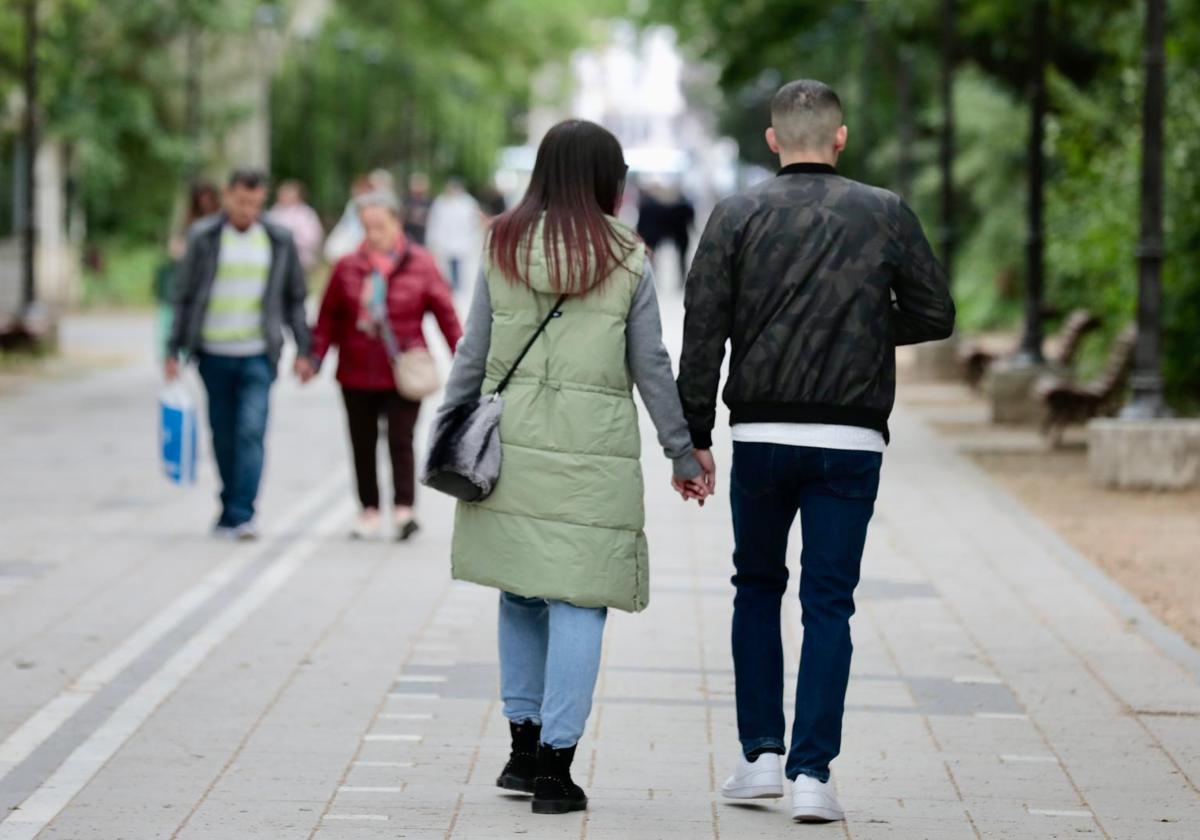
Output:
top-left (438, 263), bottom-right (701, 480)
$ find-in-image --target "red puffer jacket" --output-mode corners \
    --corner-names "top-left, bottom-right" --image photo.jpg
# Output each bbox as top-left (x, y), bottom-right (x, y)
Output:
top-left (311, 241), bottom-right (463, 391)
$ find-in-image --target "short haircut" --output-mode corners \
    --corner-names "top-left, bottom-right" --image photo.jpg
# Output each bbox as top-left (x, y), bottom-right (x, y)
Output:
top-left (770, 80), bottom-right (844, 152)
top-left (355, 189), bottom-right (403, 218)
top-left (228, 168), bottom-right (268, 190)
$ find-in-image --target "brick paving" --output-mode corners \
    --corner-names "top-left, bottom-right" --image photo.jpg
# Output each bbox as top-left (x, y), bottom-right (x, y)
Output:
top-left (2, 306), bottom-right (1198, 839)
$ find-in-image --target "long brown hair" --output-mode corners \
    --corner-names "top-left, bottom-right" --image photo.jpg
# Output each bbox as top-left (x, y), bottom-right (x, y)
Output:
top-left (489, 120), bottom-right (634, 296)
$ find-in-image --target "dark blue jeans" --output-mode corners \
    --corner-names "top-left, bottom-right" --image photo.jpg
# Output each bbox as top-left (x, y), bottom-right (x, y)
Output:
top-left (196, 353), bottom-right (274, 527)
top-left (729, 442), bottom-right (881, 783)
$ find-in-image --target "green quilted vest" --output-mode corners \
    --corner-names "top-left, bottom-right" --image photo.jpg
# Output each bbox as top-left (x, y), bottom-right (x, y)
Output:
top-left (450, 217), bottom-right (650, 612)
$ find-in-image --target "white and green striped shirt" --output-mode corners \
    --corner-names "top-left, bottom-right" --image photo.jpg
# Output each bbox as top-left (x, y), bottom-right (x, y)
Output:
top-left (202, 223), bottom-right (271, 356)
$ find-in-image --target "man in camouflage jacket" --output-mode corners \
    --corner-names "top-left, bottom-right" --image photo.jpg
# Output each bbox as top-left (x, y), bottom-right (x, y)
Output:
top-left (677, 79), bottom-right (954, 823)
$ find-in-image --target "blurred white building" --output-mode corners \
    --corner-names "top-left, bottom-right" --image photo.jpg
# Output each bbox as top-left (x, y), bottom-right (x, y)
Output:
top-left (501, 21), bottom-right (738, 220)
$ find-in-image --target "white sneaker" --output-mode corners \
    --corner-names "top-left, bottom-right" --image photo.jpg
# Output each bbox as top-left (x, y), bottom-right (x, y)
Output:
top-left (233, 521), bottom-right (259, 542)
top-left (791, 773), bottom-right (844, 822)
top-left (720, 753), bottom-right (785, 799)
top-left (350, 510), bottom-right (381, 540)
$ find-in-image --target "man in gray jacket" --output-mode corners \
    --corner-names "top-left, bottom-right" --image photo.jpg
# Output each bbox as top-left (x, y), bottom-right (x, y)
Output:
top-left (166, 168), bottom-right (313, 539)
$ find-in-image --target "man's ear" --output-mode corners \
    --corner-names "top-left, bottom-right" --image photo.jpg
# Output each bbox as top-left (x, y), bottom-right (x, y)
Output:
top-left (765, 127), bottom-right (781, 155)
top-left (834, 125), bottom-right (849, 155)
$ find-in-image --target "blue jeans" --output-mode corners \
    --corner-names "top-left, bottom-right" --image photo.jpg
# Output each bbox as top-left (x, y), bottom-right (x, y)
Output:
top-left (196, 353), bottom-right (274, 527)
top-left (498, 592), bottom-right (607, 749)
top-left (729, 442), bottom-right (881, 783)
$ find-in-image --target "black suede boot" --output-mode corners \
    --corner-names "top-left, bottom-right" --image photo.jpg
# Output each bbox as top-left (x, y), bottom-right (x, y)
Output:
top-left (531, 743), bottom-right (587, 814)
top-left (495, 720), bottom-right (541, 793)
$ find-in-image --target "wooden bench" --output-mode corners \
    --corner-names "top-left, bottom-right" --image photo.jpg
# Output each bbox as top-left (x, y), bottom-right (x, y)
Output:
top-left (960, 309), bottom-right (1101, 389)
top-left (1036, 326), bottom-right (1138, 444)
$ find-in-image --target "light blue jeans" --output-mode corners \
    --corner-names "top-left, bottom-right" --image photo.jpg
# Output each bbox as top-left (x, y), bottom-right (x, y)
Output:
top-left (498, 592), bottom-right (607, 749)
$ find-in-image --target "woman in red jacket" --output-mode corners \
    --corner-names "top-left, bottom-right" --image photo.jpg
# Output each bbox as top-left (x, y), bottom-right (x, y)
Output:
top-left (309, 191), bottom-right (463, 540)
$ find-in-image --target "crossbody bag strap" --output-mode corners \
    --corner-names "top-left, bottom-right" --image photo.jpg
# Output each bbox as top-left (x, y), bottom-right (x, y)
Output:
top-left (494, 293), bottom-right (568, 395)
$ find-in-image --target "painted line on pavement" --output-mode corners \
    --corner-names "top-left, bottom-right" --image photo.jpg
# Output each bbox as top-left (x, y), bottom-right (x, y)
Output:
top-left (339, 786), bottom-right (402, 794)
top-left (1028, 808), bottom-right (1093, 818)
top-left (323, 814), bottom-right (388, 821)
top-left (1000, 754), bottom-right (1059, 764)
top-left (363, 734), bottom-right (422, 743)
top-left (0, 497), bottom-right (352, 840)
top-left (0, 478), bottom-right (342, 780)
top-left (354, 761), bottom-right (413, 769)
top-left (387, 692), bottom-right (440, 701)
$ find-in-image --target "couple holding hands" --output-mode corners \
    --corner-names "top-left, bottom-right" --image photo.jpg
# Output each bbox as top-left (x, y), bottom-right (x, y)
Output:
top-left (437, 79), bottom-right (954, 823)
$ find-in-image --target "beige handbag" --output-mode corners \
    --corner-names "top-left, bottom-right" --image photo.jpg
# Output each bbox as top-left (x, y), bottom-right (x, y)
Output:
top-left (393, 348), bottom-right (441, 401)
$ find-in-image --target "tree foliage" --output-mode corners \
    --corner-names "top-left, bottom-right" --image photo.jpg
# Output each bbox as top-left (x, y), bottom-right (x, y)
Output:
top-left (646, 0), bottom-right (1200, 407)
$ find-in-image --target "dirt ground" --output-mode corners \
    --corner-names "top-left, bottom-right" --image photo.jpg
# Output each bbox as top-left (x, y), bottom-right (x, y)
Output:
top-left (900, 377), bottom-right (1200, 651)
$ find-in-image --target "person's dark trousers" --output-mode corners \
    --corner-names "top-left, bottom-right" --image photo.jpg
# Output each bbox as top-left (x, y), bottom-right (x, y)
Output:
top-left (196, 353), bottom-right (275, 528)
top-left (341, 387), bottom-right (420, 510)
top-left (729, 441), bottom-right (881, 783)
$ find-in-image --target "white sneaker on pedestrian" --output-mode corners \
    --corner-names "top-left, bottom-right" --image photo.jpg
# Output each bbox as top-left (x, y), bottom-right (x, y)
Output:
top-left (350, 510), bottom-right (381, 540)
top-left (233, 521), bottom-right (259, 542)
top-left (720, 752), bottom-right (785, 799)
top-left (791, 773), bottom-right (844, 822)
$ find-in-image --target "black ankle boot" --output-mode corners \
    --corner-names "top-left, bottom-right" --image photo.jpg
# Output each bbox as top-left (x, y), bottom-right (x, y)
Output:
top-left (531, 743), bottom-right (587, 814)
top-left (496, 720), bottom-right (541, 793)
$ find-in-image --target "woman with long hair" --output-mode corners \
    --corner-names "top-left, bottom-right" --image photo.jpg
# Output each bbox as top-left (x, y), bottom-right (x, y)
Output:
top-left (435, 120), bottom-right (709, 814)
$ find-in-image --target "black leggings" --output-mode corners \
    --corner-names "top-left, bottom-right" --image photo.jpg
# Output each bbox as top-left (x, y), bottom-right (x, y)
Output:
top-left (341, 388), bottom-right (420, 510)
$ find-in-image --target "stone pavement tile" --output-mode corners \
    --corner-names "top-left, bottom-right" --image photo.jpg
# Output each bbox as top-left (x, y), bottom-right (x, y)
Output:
top-left (1139, 715), bottom-right (1200, 784)
top-left (962, 797), bottom-right (1102, 836)
top-left (837, 798), bottom-right (983, 839)
top-left (178, 795), bottom-right (329, 839)
top-left (925, 714), bottom-right (1047, 757)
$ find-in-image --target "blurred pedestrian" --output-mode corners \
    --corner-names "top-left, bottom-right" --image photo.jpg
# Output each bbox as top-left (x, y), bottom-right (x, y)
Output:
top-left (308, 191), bottom-right (462, 541)
top-left (432, 120), bottom-right (707, 815)
top-left (155, 182), bottom-right (219, 358)
top-left (165, 168), bottom-right (313, 540)
top-left (477, 181), bottom-right (508, 219)
top-left (268, 180), bottom-right (324, 274)
top-left (404, 172), bottom-right (433, 245)
top-left (323, 174), bottom-right (375, 263)
top-left (426, 177), bottom-right (484, 292)
top-left (663, 188), bottom-right (695, 288)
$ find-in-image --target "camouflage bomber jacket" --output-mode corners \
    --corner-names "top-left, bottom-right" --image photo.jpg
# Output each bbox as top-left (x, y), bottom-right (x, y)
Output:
top-left (676, 162), bottom-right (955, 448)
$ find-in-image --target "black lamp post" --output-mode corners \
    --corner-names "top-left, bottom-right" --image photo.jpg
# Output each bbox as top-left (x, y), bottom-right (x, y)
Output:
top-left (1122, 0), bottom-right (1169, 418)
top-left (1016, 0), bottom-right (1049, 365)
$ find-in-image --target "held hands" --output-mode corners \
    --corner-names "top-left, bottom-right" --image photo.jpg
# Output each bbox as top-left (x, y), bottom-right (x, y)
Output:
top-left (294, 356), bottom-right (317, 384)
top-left (671, 449), bottom-right (718, 507)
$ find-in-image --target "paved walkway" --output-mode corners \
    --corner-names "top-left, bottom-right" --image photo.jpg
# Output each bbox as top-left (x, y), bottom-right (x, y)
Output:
top-left (2, 301), bottom-right (1199, 839)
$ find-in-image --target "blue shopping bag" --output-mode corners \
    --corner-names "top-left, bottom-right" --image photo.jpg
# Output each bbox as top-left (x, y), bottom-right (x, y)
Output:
top-left (160, 382), bottom-right (197, 485)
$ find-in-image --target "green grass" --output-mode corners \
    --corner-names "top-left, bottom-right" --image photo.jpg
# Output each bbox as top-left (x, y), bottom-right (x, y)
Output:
top-left (81, 241), bottom-right (166, 309)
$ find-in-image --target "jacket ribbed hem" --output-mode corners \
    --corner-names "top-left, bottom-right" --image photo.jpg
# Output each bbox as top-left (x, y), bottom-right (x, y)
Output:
top-left (729, 401), bottom-right (891, 444)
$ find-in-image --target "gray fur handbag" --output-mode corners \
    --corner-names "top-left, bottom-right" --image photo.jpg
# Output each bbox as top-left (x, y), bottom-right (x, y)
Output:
top-left (421, 295), bottom-right (566, 502)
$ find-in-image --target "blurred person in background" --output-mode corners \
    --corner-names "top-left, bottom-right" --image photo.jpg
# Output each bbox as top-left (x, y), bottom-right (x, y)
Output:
top-left (267, 180), bottom-right (324, 275)
top-left (477, 181), bottom-right (508, 220)
top-left (426, 177), bottom-right (484, 292)
top-left (155, 182), bottom-right (220, 358)
top-left (663, 187), bottom-right (696, 289)
top-left (323, 174), bottom-right (376, 263)
top-left (404, 172), bottom-right (433, 245)
top-left (435, 120), bottom-right (708, 816)
top-left (166, 169), bottom-right (313, 540)
top-left (307, 191), bottom-right (462, 541)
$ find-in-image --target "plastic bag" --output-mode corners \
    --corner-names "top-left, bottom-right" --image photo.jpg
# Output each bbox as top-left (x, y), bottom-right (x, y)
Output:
top-left (160, 381), bottom-right (197, 485)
